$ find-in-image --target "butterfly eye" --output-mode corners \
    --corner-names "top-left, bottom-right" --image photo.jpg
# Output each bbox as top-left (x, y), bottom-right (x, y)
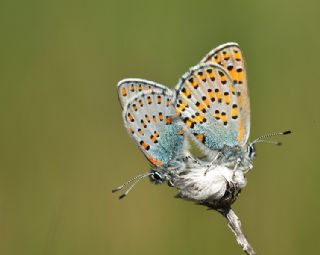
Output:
top-left (150, 171), bottom-right (164, 184)
top-left (248, 144), bottom-right (256, 159)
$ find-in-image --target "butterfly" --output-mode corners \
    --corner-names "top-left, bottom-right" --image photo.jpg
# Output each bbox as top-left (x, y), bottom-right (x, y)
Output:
top-left (175, 43), bottom-right (251, 167)
top-left (113, 79), bottom-right (189, 199)
top-left (173, 42), bottom-right (291, 208)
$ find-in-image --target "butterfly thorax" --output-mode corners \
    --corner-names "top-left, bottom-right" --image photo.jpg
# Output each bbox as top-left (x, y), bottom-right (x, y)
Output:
top-left (218, 144), bottom-right (254, 172)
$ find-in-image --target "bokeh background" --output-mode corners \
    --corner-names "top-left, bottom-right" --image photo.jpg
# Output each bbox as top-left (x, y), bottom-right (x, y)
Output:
top-left (1, 0), bottom-right (319, 254)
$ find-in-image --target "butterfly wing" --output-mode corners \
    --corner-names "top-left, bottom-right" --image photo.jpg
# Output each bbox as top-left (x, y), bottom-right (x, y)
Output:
top-left (123, 90), bottom-right (185, 168)
top-left (200, 42), bottom-right (250, 144)
top-left (117, 79), bottom-right (172, 109)
top-left (175, 63), bottom-right (246, 151)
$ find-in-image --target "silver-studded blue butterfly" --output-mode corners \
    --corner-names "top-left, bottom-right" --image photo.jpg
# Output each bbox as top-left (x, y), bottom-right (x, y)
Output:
top-left (113, 79), bottom-right (188, 199)
top-left (175, 43), bottom-right (250, 161)
top-left (173, 42), bottom-right (291, 208)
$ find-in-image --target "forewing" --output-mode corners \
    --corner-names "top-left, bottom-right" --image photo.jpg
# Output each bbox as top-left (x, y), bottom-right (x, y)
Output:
top-left (123, 91), bottom-right (184, 167)
top-left (117, 79), bottom-right (173, 109)
top-left (175, 63), bottom-right (245, 151)
top-left (200, 42), bottom-right (250, 144)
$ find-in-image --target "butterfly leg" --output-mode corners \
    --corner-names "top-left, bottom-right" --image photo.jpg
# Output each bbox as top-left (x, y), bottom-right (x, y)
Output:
top-left (231, 158), bottom-right (242, 180)
top-left (167, 180), bottom-right (175, 187)
top-left (233, 158), bottom-right (242, 171)
top-left (183, 154), bottom-right (201, 167)
top-left (204, 152), bottom-right (222, 175)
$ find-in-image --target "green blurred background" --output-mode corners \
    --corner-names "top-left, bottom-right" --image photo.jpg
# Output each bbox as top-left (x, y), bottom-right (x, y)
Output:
top-left (1, 0), bottom-right (319, 254)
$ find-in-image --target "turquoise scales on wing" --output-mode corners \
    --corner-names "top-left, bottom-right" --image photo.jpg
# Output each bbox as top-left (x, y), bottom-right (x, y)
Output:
top-left (175, 63), bottom-right (243, 150)
top-left (122, 87), bottom-right (185, 168)
top-left (200, 42), bottom-right (250, 146)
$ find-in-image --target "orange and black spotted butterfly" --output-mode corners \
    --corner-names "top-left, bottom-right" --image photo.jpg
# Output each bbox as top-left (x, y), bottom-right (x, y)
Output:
top-left (175, 42), bottom-right (290, 173)
top-left (113, 79), bottom-right (188, 199)
top-left (175, 43), bottom-right (250, 152)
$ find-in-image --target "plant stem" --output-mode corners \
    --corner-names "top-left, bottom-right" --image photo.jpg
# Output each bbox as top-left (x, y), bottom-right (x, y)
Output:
top-left (218, 207), bottom-right (256, 255)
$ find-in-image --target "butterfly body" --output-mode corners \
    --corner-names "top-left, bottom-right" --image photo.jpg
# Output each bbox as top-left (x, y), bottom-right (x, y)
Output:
top-left (218, 144), bottom-right (254, 171)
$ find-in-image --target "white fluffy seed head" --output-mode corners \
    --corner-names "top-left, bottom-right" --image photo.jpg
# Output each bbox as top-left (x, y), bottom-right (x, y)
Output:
top-left (173, 164), bottom-right (247, 203)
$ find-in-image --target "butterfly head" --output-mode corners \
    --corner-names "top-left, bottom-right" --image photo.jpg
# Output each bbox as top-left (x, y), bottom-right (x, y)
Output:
top-left (149, 159), bottom-right (186, 185)
top-left (149, 170), bottom-right (165, 184)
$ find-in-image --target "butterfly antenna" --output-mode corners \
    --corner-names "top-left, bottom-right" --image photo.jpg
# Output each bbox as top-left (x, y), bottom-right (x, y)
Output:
top-left (253, 140), bottom-right (282, 146)
top-left (112, 173), bottom-right (152, 199)
top-left (112, 172), bottom-right (149, 193)
top-left (252, 130), bottom-right (291, 145)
